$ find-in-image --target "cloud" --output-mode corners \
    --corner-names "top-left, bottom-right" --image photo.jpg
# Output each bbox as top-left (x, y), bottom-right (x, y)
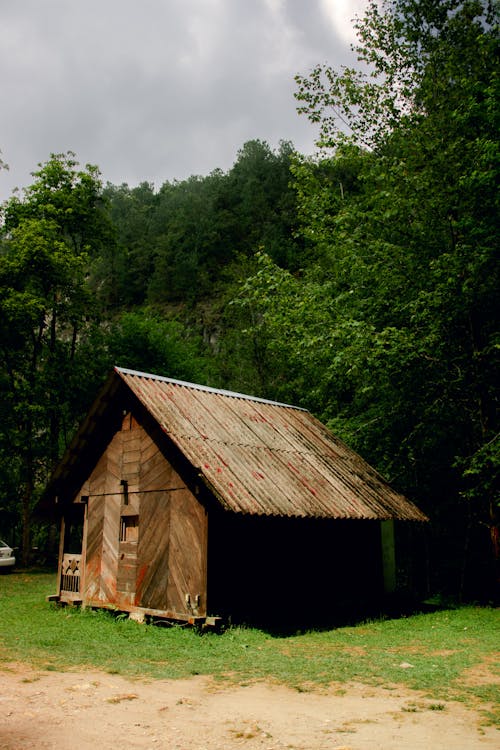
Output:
top-left (0, 0), bottom-right (366, 199)
top-left (320, 0), bottom-right (368, 43)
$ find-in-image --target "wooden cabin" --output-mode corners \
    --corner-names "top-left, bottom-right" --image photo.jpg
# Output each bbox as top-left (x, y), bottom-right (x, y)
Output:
top-left (43, 367), bottom-right (427, 626)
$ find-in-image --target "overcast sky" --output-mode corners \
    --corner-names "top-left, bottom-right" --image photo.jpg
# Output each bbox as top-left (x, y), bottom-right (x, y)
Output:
top-left (1, 0), bottom-right (367, 201)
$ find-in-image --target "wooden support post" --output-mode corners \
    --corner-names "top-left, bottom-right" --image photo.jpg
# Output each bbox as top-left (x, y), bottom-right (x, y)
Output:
top-left (381, 520), bottom-right (396, 594)
top-left (56, 515), bottom-right (66, 598)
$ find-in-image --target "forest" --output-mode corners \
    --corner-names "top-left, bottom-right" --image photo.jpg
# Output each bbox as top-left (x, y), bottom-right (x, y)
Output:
top-left (0, 0), bottom-right (498, 602)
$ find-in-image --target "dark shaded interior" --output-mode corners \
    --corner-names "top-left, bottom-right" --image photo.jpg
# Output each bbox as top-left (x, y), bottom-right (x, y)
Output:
top-left (207, 511), bottom-right (384, 629)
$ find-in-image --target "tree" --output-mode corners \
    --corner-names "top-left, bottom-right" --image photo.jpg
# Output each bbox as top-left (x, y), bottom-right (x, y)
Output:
top-left (94, 140), bottom-right (305, 313)
top-left (221, 139), bottom-right (303, 268)
top-left (295, 0), bottom-right (499, 150)
top-left (237, 0), bottom-right (499, 598)
top-left (0, 153), bottom-right (111, 561)
top-left (147, 174), bottom-right (222, 303)
top-left (101, 181), bottom-right (158, 307)
top-left (107, 309), bottom-right (211, 384)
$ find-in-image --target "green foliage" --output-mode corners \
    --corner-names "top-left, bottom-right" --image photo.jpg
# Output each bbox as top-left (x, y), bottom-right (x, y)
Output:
top-left (102, 140), bottom-right (303, 308)
top-left (295, 0), bottom-right (498, 151)
top-left (100, 181), bottom-right (157, 307)
top-left (107, 309), bottom-right (211, 384)
top-left (3, 152), bottom-right (111, 256)
top-left (234, 0), bottom-right (500, 597)
top-left (221, 139), bottom-right (303, 268)
top-left (459, 435), bottom-right (500, 506)
top-left (147, 172), bottom-right (222, 303)
top-left (0, 154), bottom-right (111, 558)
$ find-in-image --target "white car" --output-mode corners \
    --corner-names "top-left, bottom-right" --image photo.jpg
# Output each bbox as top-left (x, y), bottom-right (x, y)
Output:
top-left (0, 540), bottom-right (15, 571)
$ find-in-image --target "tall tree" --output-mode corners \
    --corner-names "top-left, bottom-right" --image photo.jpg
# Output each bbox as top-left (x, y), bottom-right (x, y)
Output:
top-left (0, 153), bottom-right (110, 560)
top-left (101, 181), bottom-right (157, 307)
top-left (238, 0), bottom-right (499, 597)
top-left (221, 139), bottom-right (303, 268)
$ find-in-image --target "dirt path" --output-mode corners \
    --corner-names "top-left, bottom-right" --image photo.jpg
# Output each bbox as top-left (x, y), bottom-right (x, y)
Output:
top-left (0, 663), bottom-right (497, 749)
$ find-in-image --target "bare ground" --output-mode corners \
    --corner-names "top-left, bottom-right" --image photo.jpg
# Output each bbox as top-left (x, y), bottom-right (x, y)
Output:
top-left (0, 662), bottom-right (498, 750)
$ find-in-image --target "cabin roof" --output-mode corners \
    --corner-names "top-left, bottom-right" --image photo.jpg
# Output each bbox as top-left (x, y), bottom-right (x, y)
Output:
top-left (47, 367), bottom-right (428, 522)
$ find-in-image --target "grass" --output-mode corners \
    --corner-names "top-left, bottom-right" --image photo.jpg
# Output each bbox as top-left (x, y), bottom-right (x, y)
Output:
top-left (1, 570), bottom-right (499, 723)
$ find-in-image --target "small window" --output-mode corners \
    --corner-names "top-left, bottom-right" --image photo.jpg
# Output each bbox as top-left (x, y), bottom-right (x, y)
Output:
top-left (120, 515), bottom-right (139, 543)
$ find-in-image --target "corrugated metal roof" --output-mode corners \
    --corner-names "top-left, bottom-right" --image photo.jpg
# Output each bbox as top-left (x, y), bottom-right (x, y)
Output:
top-left (115, 367), bottom-right (427, 522)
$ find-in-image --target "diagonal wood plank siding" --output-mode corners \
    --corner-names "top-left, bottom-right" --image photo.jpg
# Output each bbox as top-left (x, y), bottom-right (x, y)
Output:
top-left (137, 490), bottom-right (171, 610)
top-left (166, 490), bottom-right (207, 617)
top-left (73, 412), bottom-right (206, 617)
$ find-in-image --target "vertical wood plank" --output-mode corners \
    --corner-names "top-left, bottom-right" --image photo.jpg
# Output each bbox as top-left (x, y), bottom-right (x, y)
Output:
top-left (167, 490), bottom-right (208, 617)
top-left (83, 494), bottom-right (104, 602)
top-left (80, 501), bottom-right (88, 602)
top-left (101, 493), bottom-right (120, 603)
top-left (136, 491), bottom-right (171, 609)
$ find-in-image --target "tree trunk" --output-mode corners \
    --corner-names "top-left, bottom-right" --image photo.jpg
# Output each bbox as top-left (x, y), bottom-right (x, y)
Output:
top-left (21, 469), bottom-right (34, 567)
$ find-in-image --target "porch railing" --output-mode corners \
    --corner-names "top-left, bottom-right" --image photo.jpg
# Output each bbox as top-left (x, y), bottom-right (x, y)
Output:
top-left (60, 553), bottom-right (82, 598)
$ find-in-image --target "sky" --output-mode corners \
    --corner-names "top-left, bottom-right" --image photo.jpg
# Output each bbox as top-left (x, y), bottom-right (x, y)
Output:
top-left (0, 0), bottom-right (367, 201)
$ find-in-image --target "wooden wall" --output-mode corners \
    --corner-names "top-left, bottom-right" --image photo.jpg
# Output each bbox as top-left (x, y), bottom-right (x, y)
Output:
top-left (67, 410), bottom-right (207, 619)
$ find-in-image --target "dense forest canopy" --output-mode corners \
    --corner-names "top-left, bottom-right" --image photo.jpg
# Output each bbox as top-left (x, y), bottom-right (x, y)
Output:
top-left (0, 0), bottom-right (498, 601)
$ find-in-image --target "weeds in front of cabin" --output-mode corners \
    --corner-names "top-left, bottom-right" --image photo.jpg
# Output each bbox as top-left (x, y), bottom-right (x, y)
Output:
top-left (0, 571), bottom-right (498, 725)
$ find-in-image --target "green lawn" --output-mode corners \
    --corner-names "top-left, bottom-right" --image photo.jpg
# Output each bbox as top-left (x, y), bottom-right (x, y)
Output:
top-left (1, 571), bottom-right (498, 723)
